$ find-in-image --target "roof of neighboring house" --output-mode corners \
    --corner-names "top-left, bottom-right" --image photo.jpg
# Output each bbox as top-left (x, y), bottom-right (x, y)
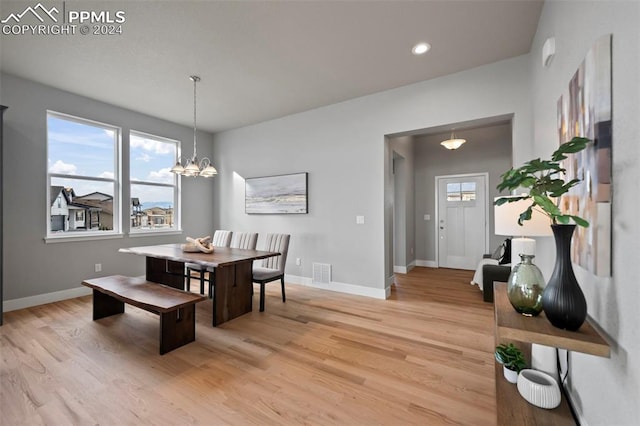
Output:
top-left (68, 202), bottom-right (103, 211)
top-left (50, 186), bottom-right (76, 206)
top-left (144, 207), bottom-right (173, 214)
top-left (76, 192), bottom-right (113, 201)
top-left (74, 198), bottom-right (113, 215)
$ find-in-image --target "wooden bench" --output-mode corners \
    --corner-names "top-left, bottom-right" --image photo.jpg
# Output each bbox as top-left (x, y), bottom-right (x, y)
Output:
top-left (82, 275), bottom-right (207, 355)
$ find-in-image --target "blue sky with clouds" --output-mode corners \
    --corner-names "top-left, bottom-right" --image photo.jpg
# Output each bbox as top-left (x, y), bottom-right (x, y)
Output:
top-left (48, 115), bottom-right (177, 207)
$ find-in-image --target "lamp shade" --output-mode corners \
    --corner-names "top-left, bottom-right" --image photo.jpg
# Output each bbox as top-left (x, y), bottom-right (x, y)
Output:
top-left (440, 138), bottom-right (466, 150)
top-left (494, 196), bottom-right (552, 237)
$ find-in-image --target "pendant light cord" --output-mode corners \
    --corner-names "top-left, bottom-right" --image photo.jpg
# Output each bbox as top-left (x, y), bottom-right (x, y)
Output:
top-left (192, 76), bottom-right (198, 159)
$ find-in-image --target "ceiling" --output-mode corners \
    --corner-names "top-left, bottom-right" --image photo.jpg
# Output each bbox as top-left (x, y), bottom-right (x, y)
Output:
top-left (0, 1), bottom-right (543, 133)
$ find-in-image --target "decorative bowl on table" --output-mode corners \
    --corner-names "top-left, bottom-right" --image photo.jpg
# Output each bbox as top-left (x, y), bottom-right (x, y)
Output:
top-left (516, 369), bottom-right (561, 409)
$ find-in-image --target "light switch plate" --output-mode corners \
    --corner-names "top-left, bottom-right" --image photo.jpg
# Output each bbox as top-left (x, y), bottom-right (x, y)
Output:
top-left (356, 215), bottom-right (365, 225)
top-left (424, 214), bottom-right (431, 221)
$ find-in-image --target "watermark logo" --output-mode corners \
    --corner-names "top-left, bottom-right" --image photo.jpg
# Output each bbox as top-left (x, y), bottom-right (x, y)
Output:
top-left (1, 3), bottom-right (58, 23)
top-left (2, 2), bottom-right (126, 36)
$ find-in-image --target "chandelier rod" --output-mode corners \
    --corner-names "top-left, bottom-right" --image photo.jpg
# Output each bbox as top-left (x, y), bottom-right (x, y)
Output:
top-left (190, 75), bottom-right (200, 159)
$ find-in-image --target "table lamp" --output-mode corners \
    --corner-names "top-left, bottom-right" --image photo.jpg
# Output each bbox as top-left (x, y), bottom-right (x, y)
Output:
top-left (494, 195), bottom-right (558, 379)
top-left (494, 196), bottom-right (552, 267)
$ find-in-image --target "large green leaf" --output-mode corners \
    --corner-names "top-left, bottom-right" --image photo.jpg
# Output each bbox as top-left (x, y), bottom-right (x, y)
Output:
top-left (518, 207), bottom-right (533, 225)
top-left (532, 194), bottom-right (561, 217)
top-left (494, 195), bottom-right (528, 206)
top-left (572, 215), bottom-right (589, 227)
top-left (552, 137), bottom-right (590, 161)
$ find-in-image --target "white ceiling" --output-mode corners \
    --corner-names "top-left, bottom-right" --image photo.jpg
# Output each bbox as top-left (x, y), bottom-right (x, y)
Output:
top-left (0, 0), bottom-right (543, 133)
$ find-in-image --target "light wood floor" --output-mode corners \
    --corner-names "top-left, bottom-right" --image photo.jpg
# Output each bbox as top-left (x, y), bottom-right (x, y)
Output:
top-left (1, 267), bottom-right (496, 425)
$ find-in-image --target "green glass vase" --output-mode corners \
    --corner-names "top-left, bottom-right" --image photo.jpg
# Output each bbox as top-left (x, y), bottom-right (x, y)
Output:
top-left (507, 254), bottom-right (546, 316)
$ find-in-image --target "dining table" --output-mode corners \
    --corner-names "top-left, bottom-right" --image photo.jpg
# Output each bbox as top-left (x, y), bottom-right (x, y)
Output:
top-left (119, 244), bottom-right (280, 326)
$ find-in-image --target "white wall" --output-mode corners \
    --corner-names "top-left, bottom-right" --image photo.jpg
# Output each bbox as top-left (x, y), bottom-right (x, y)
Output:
top-left (212, 55), bottom-right (532, 297)
top-left (530, 1), bottom-right (640, 424)
top-left (1, 73), bottom-right (215, 308)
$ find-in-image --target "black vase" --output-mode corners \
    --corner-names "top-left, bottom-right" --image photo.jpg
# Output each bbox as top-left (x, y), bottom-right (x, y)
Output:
top-left (542, 224), bottom-right (587, 331)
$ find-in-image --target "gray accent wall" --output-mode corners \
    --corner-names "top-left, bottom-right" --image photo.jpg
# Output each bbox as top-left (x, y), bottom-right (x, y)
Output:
top-left (529, 2), bottom-right (640, 424)
top-left (212, 55), bottom-right (532, 293)
top-left (1, 73), bottom-right (215, 303)
top-left (413, 123), bottom-right (513, 263)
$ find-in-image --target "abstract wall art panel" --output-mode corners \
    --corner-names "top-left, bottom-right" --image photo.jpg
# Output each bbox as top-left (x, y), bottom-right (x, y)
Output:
top-left (557, 34), bottom-right (612, 276)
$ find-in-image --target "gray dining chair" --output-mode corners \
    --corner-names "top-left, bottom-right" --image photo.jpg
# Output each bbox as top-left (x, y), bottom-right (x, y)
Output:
top-left (252, 234), bottom-right (290, 312)
top-left (230, 232), bottom-right (259, 251)
top-left (185, 230), bottom-right (232, 294)
top-left (206, 232), bottom-right (259, 298)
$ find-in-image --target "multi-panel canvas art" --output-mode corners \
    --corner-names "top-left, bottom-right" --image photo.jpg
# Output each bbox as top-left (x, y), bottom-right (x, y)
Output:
top-left (556, 34), bottom-right (612, 276)
top-left (245, 172), bottom-right (308, 214)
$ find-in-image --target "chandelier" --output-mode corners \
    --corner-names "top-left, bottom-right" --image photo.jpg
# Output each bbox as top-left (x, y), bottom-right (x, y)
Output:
top-left (170, 75), bottom-right (218, 177)
top-left (440, 130), bottom-right (467, 150)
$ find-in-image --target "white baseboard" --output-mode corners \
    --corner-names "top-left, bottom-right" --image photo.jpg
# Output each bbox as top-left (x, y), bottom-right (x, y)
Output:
top-left (386, 274), bottom-right (395, 287)
top-left (3, 286), bottom-right (92, 312)
top-left (393, 265), bottom-right (407, 274)
top-left (285, 274), bottom-right (387, 300)
top-left (4, 276), bottom-right (390, 313)
top-left (394, 261), bottom-right (417, 275)
top-left (415, 259), bottom-right (437, 268)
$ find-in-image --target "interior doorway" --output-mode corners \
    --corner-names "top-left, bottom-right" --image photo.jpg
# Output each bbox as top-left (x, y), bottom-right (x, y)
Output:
top-left (436, 173), bottom-right (489, 270)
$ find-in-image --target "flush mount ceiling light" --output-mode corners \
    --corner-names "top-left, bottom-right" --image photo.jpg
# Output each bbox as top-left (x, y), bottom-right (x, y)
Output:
top-left (411, 42), bottom-right (431, 55)
top-left (170, 75), bottom-right (218, 178)
top-left (440, 131), bottom-right (467, 150)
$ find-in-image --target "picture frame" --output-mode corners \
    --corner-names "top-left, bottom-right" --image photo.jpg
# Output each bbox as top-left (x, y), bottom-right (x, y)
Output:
top-left (245, 172), bottom-right (308, 214)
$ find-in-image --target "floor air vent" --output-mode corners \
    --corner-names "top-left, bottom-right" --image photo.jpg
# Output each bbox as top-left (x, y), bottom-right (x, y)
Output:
top-left (312, 262), bottom-right (331, 284)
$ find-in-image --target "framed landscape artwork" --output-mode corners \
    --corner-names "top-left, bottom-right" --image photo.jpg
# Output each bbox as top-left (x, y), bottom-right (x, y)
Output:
top-left (245, 172), bottom-right (308, 214)
top-left (556, 34), bottom-right (612, 276)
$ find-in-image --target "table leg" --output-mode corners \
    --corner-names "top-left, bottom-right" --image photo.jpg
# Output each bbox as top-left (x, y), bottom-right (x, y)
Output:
top-left (93, 289), bottom-right (125, 320)
top-left (146, 257), bottom-right (185, 289)
top-left (212, 261), bottom-right (253, 326)
top-left (159, 305), bottom-right (196, 355)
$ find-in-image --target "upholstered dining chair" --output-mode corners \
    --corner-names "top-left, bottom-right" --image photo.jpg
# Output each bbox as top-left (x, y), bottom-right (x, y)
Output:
top-left (185, 230), bottom-right (232, 294)
top-left (206, 232), bottom-right (259, 298)
top-left (230, 232), bottom-right (258, 251)
top-left (252, 234), bottom-right (290, 312)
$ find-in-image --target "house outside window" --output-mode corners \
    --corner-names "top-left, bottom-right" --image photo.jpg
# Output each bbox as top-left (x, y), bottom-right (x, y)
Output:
top-left (129, 131), bottom-right (180, 233)
top-left (46, 111), bottom-right (121, 239)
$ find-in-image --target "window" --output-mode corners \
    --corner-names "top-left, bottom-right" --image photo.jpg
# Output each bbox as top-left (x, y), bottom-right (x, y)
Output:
top-left (129, 131), bottom-right (180, 232)
top-left (47, 111), bottom-right (121, 238)
top-left (447, 181), bottom-right (477, 202)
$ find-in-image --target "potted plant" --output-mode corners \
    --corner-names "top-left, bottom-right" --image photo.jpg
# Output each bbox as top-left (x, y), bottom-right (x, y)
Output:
top-left (495, 136), bottom-right (590, 227)
top-left (495, 343), bottom-right (527, 384)
top-left (495, 136), bottom-right (590, 331)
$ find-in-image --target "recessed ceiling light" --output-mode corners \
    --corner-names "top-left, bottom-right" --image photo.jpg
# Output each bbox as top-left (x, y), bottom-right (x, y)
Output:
top-left (412, 42), bottom-right (431, 55)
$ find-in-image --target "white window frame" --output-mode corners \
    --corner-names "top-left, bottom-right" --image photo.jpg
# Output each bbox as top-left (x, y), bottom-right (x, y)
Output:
top-left (45, 111), bottom-right (123, 243)
top-left (129, 130), bottom-right (181, 235)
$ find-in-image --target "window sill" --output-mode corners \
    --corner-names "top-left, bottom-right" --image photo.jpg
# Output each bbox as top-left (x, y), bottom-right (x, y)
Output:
top-left (129, 230), bottom-right (183, 238)
top-left (45, 233), bottom-right (125, 244)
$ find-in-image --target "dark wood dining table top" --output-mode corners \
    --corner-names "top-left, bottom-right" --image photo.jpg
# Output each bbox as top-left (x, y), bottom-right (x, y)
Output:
top-left (119, 244), bottom-right (280, 267)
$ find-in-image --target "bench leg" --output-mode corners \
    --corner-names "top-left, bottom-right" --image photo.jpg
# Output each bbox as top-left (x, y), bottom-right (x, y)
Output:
top-left (93, 289), bottom-right (125, 320)
top-left (159, 304), bottom-right (196, 355)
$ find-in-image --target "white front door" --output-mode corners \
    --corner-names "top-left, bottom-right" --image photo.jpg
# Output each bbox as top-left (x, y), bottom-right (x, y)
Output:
top-left (437, 174), bottom-right (487, 270)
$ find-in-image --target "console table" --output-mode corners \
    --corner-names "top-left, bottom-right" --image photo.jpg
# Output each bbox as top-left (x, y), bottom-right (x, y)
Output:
top-left (493, 282), bottom-right (610, 425)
